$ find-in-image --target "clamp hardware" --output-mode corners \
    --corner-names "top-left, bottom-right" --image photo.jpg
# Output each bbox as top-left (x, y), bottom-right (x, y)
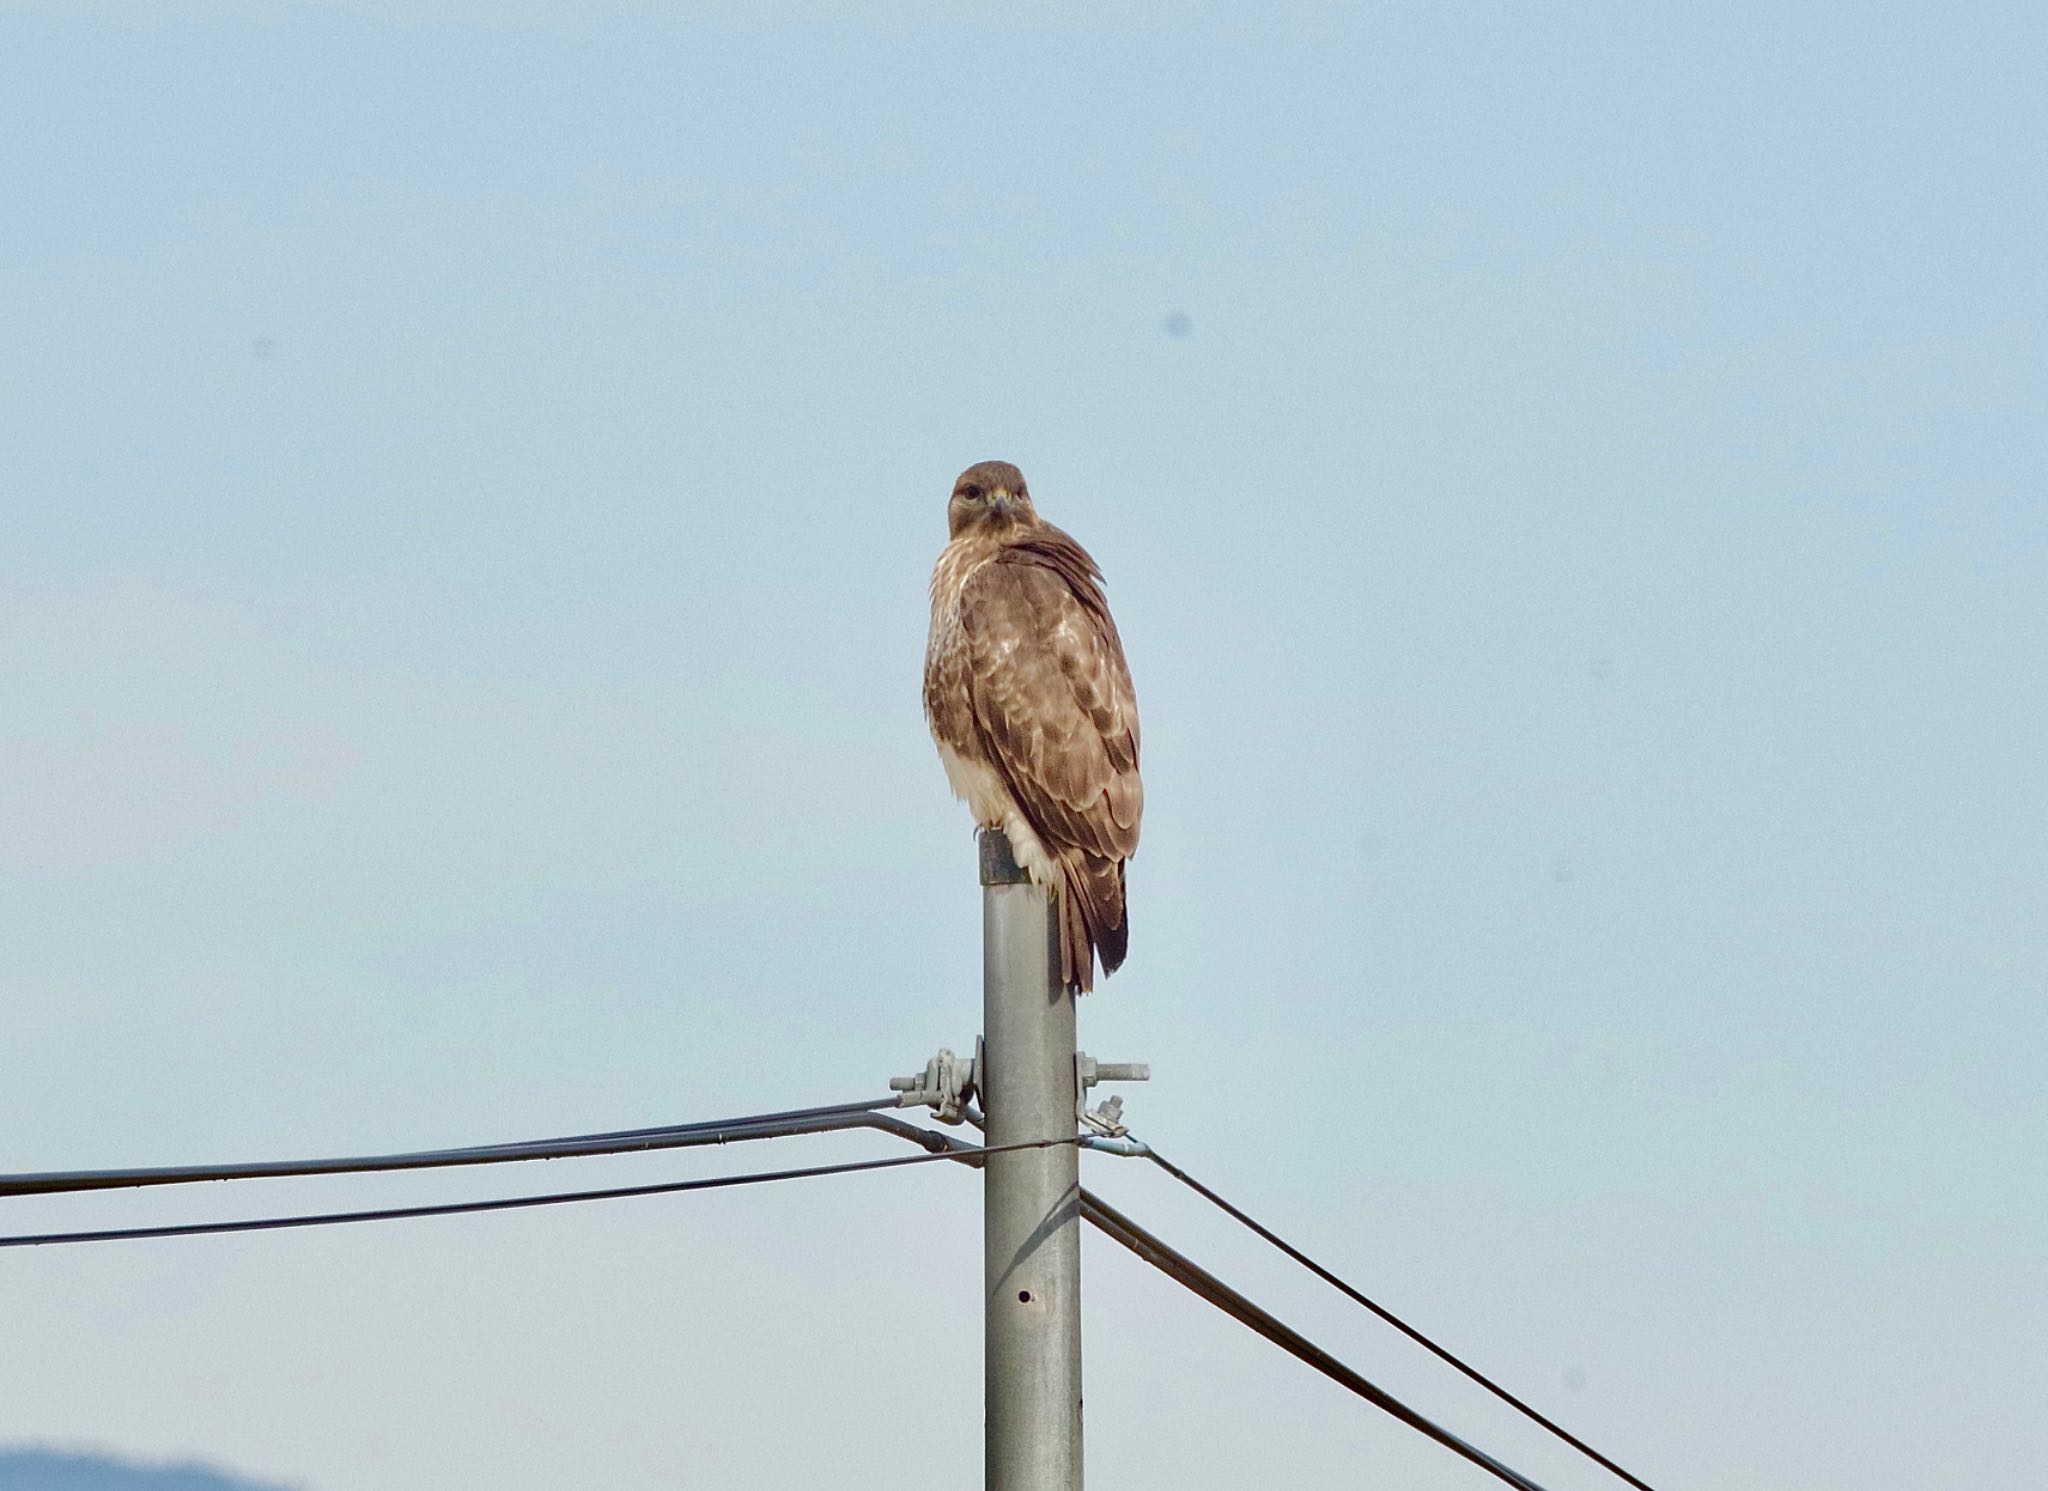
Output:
top-left (1075, 1052), bottom-right (1149, 1137)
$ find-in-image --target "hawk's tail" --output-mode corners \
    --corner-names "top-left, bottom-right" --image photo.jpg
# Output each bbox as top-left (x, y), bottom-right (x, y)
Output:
top-left (1058, 851), bottom-right (1128, 995)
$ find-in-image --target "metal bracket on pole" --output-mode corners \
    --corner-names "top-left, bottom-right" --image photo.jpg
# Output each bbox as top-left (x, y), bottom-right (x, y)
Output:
top-left (889, 1046), bottom-right (977, 1125)
top-left (1075, 1052), bottom-right (1149, 1138)
top-left (894, 1043), bottom-right (1146, 1136)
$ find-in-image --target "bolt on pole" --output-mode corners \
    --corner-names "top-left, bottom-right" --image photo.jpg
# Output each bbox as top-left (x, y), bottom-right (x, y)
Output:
top-left (979, 828), bottom-right (1083, 1491)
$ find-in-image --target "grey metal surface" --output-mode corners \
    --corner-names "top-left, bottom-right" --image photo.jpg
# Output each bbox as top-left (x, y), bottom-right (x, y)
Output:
top-left (979, 826), bottom-right (1030, 885)
top-left (979, 828), bottom-right (1083, 1491)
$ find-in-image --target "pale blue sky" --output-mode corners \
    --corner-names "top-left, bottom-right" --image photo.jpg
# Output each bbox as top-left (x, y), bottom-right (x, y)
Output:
top-left (2, 4), bottom-right (2042, 1489)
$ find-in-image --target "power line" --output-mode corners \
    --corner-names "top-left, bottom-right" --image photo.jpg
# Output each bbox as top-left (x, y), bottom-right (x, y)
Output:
top-left (1081, 1187), bottom-right (1555, 1491)
top-left (1139, 1147), bottom-right (1662, 1491)
top-left (4, 1091), bottom-right (1640, 1491)
top-left (0, 1098), bottom-right (903, 1198)
top-left (0, 1135), bottom-right (1067, 1250)
top-left (7, 1106), bottom-right (1599, 1491)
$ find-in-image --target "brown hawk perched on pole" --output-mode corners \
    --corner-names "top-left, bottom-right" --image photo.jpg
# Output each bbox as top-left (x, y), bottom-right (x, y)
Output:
top-left (924, 460), bottom-right (1143, 993)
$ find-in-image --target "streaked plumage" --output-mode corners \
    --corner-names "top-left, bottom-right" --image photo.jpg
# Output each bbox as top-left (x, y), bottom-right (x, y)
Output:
top-left (924, 460), bottom-right (1143, 992)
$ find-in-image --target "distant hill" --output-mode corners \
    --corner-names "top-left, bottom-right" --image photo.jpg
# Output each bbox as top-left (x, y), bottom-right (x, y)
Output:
top-left (0, 1449), bottom-right (300, 1491)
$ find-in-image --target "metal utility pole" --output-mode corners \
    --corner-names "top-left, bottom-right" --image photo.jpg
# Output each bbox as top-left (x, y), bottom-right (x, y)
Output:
top-left (979, 828), bottom-right (1083, 1491)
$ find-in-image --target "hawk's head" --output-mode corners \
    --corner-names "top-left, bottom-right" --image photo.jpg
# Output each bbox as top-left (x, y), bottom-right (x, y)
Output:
top-left (948, 460), bottom-right (1037, 539)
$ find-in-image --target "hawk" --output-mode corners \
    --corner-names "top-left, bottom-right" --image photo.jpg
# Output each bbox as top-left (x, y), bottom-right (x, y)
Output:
top-left (924, 460), bottom-right (1143, 993)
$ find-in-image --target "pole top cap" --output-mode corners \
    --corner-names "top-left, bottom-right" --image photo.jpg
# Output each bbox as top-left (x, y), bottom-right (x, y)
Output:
top-left (978, 828), bottom-right (1030, 886)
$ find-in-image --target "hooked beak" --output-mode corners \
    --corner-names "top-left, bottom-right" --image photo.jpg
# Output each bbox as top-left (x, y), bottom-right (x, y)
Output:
top-left (989, 486), bottom-right (1018, 515)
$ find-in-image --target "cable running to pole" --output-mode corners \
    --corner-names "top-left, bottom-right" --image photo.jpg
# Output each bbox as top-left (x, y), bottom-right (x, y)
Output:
top-left (0, 1098), bottom-right (904, 1198)
top-left (1138, 1147), bottom-right (1663, 1491)
top-left (0, 1136), bottom-right (1071, 1250)
top-left (1081, 1187), bottom-right (1555, 1491)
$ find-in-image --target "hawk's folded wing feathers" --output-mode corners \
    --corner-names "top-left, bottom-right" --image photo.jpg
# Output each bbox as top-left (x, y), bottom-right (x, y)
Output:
top-left (962, 539), bottom-right (1142, 865)
top-left (952, 532), bottom-right (1142, 989)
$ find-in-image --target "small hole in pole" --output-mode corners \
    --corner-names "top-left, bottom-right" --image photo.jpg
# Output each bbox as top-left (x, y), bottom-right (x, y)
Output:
top-left (1018, 1290), bottom-right (1032, 1303)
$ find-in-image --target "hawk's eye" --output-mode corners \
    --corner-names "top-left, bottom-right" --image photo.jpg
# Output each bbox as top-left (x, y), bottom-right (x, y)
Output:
top-left (959, 484), bottom-right (983, 501)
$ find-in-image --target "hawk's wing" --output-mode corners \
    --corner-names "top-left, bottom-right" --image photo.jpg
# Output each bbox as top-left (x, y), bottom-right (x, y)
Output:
top-left (961, 531), bottom-right (1142, 985)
